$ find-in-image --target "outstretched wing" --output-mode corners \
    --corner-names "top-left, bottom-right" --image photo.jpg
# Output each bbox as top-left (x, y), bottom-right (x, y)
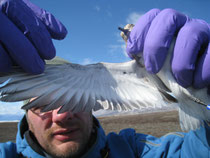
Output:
top-left (0, 58), bottom-right (176, 113)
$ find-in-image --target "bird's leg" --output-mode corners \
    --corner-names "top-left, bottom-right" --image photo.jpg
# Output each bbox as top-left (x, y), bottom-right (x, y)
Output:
top-left (186, 93), bottom-right (210, 110)
top-left (118, 27), bottom-right (129, 35)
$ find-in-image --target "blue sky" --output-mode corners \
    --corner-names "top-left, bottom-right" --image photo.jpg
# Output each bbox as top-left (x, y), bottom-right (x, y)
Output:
top-left (31, 0), bottom-right (210, 64)
top-left (1, 0), bottom-right (210, 120)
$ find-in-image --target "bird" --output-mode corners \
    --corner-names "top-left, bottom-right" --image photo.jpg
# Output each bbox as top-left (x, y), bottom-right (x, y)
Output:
top-left (0, 24), bottom-right (209, 132)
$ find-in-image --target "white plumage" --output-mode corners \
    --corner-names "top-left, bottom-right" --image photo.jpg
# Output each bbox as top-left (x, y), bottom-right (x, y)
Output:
top-left (0, 27), bottom-right (209, 132)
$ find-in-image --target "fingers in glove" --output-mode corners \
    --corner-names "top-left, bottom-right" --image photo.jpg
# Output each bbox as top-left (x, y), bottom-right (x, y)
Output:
top-left (126, 8), bottom-right (160, 58)
top-left (0, 44), bottom-right (12, 72)
top-left (144, 9), bottom-right (187, 73)
top-left (193, 43), bottom-right (210, 89)
top-left (0, 0), bottom-right (56, 60)
top-left (0, 12), bottom-right (45, 74)
top-left (172, 19), bottom-right (210, 87)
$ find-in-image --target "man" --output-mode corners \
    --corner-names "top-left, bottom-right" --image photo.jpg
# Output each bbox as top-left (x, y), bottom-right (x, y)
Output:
top-left (2, 100), bottom-right (210, 157)
top-left (0, 0), bottom-right (210, 157)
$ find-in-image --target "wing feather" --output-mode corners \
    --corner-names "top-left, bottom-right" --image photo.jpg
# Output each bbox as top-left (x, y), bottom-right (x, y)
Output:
top-left (0, 60), bottom-right (175, 113)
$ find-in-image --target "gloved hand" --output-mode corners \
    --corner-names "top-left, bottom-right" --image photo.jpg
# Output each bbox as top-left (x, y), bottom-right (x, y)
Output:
top-left (126, 8), bottom-right (210, 91)
top-left (0, 0), bottom-right (67, 74)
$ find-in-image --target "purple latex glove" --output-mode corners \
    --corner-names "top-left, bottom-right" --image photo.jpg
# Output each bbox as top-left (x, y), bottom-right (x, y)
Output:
top-left (127, 8), bottom-right (210, 90)
top-left (0, 0), bottom-right (67, 74)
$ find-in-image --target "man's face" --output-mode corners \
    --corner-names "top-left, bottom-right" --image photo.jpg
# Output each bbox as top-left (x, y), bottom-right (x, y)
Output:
top-left (27, 107), bottom-right (93, 158)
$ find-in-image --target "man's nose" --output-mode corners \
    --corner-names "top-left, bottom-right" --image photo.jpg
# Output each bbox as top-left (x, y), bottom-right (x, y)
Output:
top-left (52, 107), bottom-right (74, 123)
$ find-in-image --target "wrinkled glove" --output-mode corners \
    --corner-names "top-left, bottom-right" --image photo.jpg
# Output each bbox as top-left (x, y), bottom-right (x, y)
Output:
top-left (126, 8), bottom-right (210, 91)
top-left (0, 0), bottom-right (67, 74)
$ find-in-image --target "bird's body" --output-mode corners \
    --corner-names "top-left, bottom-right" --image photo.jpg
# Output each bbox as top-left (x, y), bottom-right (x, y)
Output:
top-left (155, 41), bottom-right (210, 131)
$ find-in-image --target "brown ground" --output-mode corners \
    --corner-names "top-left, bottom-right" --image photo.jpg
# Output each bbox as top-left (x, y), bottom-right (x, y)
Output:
top-left (0, 110), bottom-right (181, 143)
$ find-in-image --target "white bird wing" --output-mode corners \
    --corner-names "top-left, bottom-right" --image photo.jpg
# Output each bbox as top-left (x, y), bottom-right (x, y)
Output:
top-left (0, 58), bottom-right (177, 114)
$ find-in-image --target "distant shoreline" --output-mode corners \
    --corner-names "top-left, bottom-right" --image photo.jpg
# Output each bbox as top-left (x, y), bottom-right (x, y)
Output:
top-left (0, 107), bottom-right (177, 122)
top-left (0, 110), bottom-right (181, 143)
top-left (0, 106), bottom-right (177, 122)
top-left (0, 120), bottom-right (20, 123)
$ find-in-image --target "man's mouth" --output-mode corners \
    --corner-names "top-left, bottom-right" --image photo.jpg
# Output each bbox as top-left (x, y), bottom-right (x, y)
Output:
top-left (53, 128), bottom-right (80, 141)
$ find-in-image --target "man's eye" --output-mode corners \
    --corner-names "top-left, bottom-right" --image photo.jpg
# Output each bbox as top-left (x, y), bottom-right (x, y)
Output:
top-left (32, 107), bottom-right (44, 112)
